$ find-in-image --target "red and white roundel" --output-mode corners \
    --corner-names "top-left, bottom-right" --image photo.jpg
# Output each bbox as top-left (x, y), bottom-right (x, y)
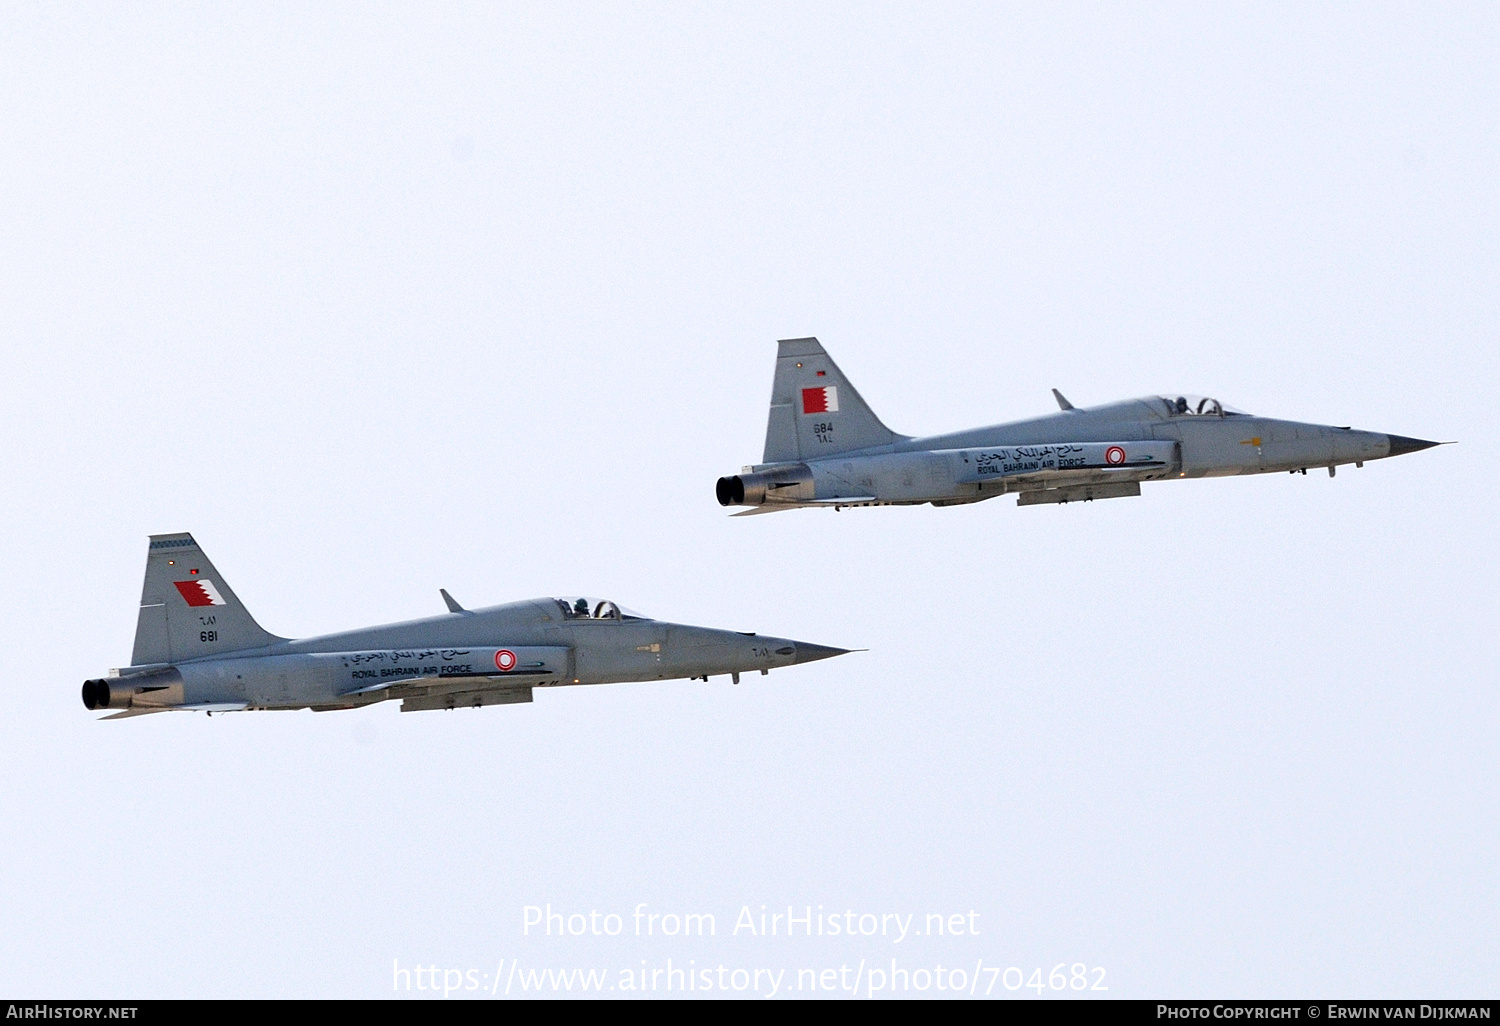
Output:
top-left (494, 649), bottom-right (517, 672)
top-left (1105, 446), bottom-right (1126, 465)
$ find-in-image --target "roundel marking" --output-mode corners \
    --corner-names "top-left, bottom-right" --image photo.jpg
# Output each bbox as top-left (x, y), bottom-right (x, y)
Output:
top-left (1105, 446), bottom-right (1126, 465)
top-left (494, 649), bottom-right (517, 672)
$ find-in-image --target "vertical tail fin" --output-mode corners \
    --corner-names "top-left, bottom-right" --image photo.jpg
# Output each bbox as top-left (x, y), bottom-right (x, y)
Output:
top-left (130, 533), bottom-right (285, 666)
top-left (762, 337), bottom-right (906, 462)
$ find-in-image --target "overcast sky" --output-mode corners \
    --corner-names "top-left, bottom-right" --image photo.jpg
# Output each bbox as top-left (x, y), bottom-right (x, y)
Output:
top-left (1, 2), bottom-right (1495, 999)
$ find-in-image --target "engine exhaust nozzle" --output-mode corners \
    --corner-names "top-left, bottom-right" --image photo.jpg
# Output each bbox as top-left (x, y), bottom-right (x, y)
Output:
top-left (716, 476), bottom-right (745, 506)
top-left (81, 678), bottom-right (130, 710)
top-left (715, 464), bottom-right (814, 506)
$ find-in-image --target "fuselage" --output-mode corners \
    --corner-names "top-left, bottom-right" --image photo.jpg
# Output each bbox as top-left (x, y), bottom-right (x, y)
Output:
top-left (899, 398), bottom-right (1392, 477)
top-left (88, 599), bottom-right (840, 714)
top-left (723, 397), bottom-right (1425, 510)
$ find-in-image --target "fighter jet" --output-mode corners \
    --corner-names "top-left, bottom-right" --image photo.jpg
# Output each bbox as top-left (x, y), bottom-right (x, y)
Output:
top-left (82, 534), bottom-right (850, 718)
top-left (716, 337), bottom-right (1443, 513)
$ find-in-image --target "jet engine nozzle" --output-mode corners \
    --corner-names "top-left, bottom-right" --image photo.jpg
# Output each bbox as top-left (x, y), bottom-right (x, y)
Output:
top-left (715, 476), bottom-right (744, 505)
top-left (81, 668), bottom-right (183, 711)
top-left (82, 678), bottom-right (131, 710)
top-left (716, 464), bottom-right (814, 506)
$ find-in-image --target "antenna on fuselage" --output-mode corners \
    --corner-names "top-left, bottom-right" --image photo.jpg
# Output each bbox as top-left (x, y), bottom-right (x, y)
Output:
top-left (1052, 388), bottom-right (1076, 412)
top-left (440, 589), bottom-right (465, 613)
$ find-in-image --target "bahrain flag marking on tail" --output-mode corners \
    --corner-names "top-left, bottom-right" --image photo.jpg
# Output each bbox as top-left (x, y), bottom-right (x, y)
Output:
top-left (801, 385), bottom-right (839, 415)
top-left (174, 579), bottom-right (227, 607)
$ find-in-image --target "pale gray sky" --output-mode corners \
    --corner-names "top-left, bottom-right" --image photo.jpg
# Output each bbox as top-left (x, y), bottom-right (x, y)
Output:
top-left (0, 2), bottom-right (1494, 998)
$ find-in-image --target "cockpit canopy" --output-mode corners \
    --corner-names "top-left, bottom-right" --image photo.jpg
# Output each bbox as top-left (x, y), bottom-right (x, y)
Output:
top-left (552, 597), bottom-right (645, 621)
top-left (1157, 395), bottom-right (1248, 418)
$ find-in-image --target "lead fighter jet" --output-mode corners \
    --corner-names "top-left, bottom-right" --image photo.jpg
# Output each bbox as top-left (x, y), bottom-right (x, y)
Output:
top-left (83, 534), bottom-right (849, 718)
top-left (717, 337), bottom-right (1443, 513)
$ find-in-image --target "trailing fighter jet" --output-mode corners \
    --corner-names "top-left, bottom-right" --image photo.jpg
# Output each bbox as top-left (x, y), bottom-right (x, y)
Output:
top-left (716, 337), bottom-right (1444, 513)
top-left (82, 534), bottom-right (849, 718)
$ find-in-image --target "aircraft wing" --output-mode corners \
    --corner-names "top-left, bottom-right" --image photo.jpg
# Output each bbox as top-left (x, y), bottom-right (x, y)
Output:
top-left (345, 671), bottom-right (552, 696)
top-left (339, 646), bottom-right (569, 695)
top-left (345, 672), bottom-right (540, 712)
top-left (724, 441), bottom-right (1178, 513)
top-left (948, 440), bottom-right (1178, 484)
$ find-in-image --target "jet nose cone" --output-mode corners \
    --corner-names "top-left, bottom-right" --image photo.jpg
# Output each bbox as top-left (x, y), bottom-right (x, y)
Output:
top-left (1386, 434), bottom-right (1441, 458)
top-left (791, 642), bottom-right (850, 665)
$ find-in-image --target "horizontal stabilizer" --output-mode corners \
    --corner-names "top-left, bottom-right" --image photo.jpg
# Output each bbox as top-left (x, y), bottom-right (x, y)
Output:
top-left (100, 707), bottom-right (171, 720)
top-left (731, 496), bottom-right (880, 516)
top-left (100, 700), bottom-right (250, 719)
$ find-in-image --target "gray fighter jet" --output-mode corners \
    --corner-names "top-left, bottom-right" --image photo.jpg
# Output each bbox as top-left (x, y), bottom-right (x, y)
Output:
top-left (717, 337), bottom-right (1443, 513)
top-left (82, 534), bottom-right (849, 718)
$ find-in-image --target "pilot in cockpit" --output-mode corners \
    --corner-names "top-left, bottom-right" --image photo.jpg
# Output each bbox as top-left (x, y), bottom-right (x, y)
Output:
top-left (573, 597), bottom-right (590, 618)
top-left (1174, 396), bottom-right (1189, 415)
